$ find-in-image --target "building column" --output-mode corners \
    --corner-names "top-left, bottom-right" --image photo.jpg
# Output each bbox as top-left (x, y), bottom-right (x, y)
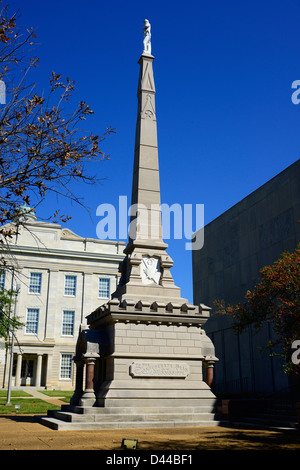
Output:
top-left (45, 354), bottom-right (53, 389)
top-left (70, 358), bottom-right (84, 406)
top-left (204, 360), bottom-right (215, 388)
top-left (43, 270), bottom-right (59, 340)
top-left (15, 353), bottom-right (22, 387)
top-left (80, 357), bottom-right (96, 406)
top-left (35, 354), bottom-right (43, 387)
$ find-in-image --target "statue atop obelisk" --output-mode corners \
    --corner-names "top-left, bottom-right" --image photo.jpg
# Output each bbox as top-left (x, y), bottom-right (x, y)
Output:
top-left (143, 19), bottom-right (151, 55)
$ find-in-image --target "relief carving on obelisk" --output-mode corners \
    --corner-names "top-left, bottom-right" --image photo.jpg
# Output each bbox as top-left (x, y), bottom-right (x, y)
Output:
top-left (141, 93), bottom-right (156, 120)
top-left (140, 256), bottom-right (161, 285)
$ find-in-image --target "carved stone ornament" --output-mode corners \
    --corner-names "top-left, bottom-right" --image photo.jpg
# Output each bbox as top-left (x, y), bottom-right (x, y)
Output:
top-left (140, 257), bottom-right (161, 285)
top-left (142, 94), bottom-right (155, 120)
top-left (61, 228), bottom-right (83, 240)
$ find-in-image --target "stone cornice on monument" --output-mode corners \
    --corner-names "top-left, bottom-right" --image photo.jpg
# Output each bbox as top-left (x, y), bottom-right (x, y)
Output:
top-left (87, 298), bottom-right (212, 328)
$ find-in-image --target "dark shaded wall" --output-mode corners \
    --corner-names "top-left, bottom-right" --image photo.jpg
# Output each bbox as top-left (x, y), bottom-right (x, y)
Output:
top-left (192, 159), bottom-right (300, 394)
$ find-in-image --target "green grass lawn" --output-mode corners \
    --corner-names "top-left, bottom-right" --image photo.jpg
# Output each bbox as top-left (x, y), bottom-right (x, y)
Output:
top-left (0, 390), bottom-right (32, 397)
top-left (0, 398), bottom-right (61, 414)
top-left (0, 390), bottom-right (72, 414)
top-left (39, 390), bottom-right (73, 398)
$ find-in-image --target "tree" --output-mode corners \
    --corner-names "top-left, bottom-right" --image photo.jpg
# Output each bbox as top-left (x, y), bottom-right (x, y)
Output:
top-left (0, 282), bottom-right (23, 340)
top-left (0, 3), bottom-right (114, 339)
top-left (214, 243), bottom-right (300, 375)
top-left (0, 3), bottom-right (114, 244)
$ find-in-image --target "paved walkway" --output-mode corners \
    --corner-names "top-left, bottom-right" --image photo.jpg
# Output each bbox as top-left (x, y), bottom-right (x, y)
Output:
top-left (24, 388), bottom-right (67, 406)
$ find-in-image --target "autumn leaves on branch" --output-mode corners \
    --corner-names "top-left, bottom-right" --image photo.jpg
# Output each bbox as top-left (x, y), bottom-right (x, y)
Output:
top-left (0, 3), bottom-right (114, 231)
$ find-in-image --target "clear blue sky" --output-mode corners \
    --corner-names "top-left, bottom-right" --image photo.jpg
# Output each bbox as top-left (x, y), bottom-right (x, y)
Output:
top-left (10, 0), bottom-right (300, 303)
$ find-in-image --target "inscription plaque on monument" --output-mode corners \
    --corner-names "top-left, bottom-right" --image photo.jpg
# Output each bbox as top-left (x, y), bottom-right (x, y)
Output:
top-left (130, 362), bottom-right (190, 378)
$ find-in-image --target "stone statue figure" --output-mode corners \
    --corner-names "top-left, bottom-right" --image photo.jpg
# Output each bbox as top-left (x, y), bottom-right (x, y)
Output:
top-left (143, 19), bottom-right (151, 55)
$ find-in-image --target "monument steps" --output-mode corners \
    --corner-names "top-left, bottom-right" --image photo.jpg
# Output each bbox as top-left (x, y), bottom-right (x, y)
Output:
top-left (47, 410), bottom-right (219, 423)
top-left (60, 404), bottom-right (217, 414)
top-left (46, 411), bottom-right (219, 423)
top-left (231, 403), bottom-right (298, 430)
top-left (38, 402), bottom-right (226, 430)
top-left (236, 414), bottom-right (298, 429)
top-left (38, 415), bottom-right (225, 431)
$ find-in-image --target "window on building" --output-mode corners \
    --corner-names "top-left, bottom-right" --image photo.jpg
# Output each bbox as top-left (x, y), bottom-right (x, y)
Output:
top-left (98, 278), bottom-right (110, 298)
top-left (0, 271), bottom-right (5, 290)
top-left (64, 275), bottom-right (77, 296)
top-left (60, 354), bottom-right (73, 379)
top-left (62, 310), bottom-right (75, 336)
top-left (25, 308), bottom-right (39, 334)
top-left (29, 272), bottom-right (42, 294)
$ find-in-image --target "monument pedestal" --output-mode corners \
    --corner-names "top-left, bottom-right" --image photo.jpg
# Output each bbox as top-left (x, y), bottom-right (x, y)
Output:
top-left (39, 300), bottom-right (222, 430)
top-left (88, 299), bottom-right (217, 409)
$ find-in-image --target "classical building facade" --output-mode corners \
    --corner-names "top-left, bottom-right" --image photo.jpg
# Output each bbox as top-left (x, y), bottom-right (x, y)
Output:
top-left (0, 214), bottom-right (125, 390)
top-left (192, 159), bottom-right (300, 395)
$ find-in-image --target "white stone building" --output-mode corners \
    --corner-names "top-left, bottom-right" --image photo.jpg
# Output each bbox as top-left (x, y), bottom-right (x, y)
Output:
top-left (0, 212), bottom-right (125, 390)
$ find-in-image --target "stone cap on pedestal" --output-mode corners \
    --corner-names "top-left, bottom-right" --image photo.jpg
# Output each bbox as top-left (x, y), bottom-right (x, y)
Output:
top-left (86, 297), bottom-right (212, 329)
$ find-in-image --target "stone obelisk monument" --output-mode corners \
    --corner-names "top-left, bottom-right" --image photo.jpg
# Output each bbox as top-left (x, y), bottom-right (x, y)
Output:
top-left (112, 19), bottom-right (186, 305)
top-left (41, 21), bottom-right (219, 430)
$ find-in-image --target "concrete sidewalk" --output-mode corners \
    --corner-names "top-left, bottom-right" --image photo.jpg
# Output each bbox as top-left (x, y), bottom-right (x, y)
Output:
top-left (24, 388), bottom-right (67, 406)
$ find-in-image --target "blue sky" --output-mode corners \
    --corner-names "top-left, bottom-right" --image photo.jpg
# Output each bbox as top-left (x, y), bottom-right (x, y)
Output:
top-left (10, 0), bottom-right (300, 303)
